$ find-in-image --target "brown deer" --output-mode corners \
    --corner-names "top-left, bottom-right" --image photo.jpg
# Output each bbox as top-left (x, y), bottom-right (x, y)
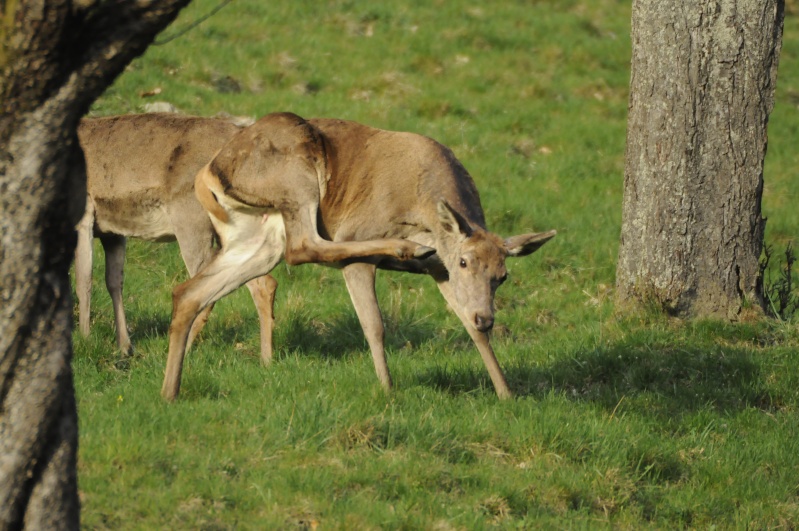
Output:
top-left (75, 113), bottom-right (276, 357)
top-left (163, 112), bottom-right (555, 401)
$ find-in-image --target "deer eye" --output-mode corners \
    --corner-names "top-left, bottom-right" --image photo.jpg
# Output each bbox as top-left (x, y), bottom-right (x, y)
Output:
top-left (459, 258), bottom-right (467, 268)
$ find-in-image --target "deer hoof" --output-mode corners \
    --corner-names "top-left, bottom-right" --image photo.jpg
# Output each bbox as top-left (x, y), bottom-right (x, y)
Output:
top-left (161, 390), bottom-right (178, 402)
top-left (413, 245), bottom-right (436, 259)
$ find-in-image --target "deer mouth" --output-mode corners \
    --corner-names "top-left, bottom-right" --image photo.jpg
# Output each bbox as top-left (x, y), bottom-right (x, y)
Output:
top-left (474, 314), bottom-right (494, 333)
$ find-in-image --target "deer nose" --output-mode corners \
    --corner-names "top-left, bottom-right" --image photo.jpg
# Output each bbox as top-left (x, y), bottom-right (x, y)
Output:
top-left (474, 314), bottom-right (494, 332)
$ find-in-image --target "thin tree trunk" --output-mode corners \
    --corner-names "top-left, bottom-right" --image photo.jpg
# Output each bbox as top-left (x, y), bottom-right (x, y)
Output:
top-left (0, 2), bottom-right (191, 528)
top-left (616, 0), bottom-right (784, 318)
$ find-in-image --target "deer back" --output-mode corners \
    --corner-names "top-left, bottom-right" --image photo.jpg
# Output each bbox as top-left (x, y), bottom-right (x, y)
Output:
top-left (310, 118), bottom-right (487, 244)
top-left (78, 114), bottom-right (241, 239)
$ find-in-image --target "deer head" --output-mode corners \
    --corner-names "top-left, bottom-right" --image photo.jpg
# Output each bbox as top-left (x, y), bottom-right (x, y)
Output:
top-left (436, 200), bottom-right (556, 332)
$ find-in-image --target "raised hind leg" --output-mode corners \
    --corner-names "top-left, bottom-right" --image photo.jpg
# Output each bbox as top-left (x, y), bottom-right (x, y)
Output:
top-left (282, 203), bottom-right (434, 266)
top-left (200, 152), bottom-right (433, 267)
top-left (197, 113), bottom-right (434, 267)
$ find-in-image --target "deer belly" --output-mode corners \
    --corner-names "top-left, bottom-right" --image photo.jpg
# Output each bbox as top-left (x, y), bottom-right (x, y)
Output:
top-left (94, 202), bottom-right (175, 242)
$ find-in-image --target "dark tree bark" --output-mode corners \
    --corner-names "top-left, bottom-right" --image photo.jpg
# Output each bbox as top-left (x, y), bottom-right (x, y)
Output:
top-left (0, 2), bottom-right (191, 528)
top-left (616, 0), bottom-right (784, 318)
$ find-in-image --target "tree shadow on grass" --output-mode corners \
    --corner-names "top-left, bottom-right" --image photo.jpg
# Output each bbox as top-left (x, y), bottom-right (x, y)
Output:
top-left (279, 310), bottom-right (439, 361)
top-left (417, 328), bottom-right (786, 419)
top-left (125, 307), bottom-right (788, 419)
top-left (128, 306), bottom-right (440, 362)
top-left (129, 311), bottom-right (172, 340)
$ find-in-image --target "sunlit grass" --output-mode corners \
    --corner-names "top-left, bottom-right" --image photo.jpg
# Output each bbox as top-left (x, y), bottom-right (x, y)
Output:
top-left (74, 0), bottom-right (799, 528)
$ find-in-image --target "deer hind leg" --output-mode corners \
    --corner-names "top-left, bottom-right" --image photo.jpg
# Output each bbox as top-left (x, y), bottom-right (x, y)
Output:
top-left (172, 204), bottom-right (219, 353)
top-left (245, 275), bottom-right (278, 365)
top-left (282, 203), bottom-right (435, 266)
top-left (99, 233), bottom-right (132, 355)
top-left (75, 200), bottom-right (95, 338)
top-left (342, 263), bottom-right (391, 391)
top-left (162, 213), bottom-right (286, 401)
top-left (184, 276), bottom-right (279, 364)
top-left (436, 280), bottom-right (512, 399)
top-left (171, 200), bottom-right (278, 363)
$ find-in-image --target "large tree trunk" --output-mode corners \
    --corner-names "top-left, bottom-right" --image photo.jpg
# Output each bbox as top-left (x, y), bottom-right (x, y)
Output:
top-left (616, 0), bottom-right (784, 318)
top-left (0, 2), bottom-right (190, 528)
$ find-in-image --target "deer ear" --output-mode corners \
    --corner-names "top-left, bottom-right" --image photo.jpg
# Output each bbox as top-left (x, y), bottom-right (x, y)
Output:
top-left (505, 229), bottom-right (557, 257)
top-left (437, 200), bottom-right (473, 237)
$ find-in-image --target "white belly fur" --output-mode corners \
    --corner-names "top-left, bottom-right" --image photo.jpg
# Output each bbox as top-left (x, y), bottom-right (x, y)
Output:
top-left (95, 205), bottom-right (175, 242)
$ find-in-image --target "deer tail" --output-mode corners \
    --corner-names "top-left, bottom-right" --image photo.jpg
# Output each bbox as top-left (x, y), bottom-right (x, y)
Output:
top-left (194, 163), bottom-right (229, 224)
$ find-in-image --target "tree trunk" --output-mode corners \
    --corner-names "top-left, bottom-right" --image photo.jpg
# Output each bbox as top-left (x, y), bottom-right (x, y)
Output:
top-left (616, 0), bottom-right (784, 318)
top-left (0, 2), bottom-right (190, 528)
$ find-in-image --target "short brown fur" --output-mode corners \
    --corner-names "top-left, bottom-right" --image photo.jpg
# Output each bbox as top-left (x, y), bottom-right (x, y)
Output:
top-left (75, 113), bottom-right (275, 357)
top-left (163, 112), bottom-right (555, 400)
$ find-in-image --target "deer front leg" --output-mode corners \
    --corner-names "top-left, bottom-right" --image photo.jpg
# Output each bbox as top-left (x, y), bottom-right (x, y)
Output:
top-left (99, 233), bottom-right (132, 355)
top-left (436, 279), bottom-right (512, 399)
top-left (342, 263), bottom-right (391, 391)
top-left (75, 203), bottom-right (94, 338)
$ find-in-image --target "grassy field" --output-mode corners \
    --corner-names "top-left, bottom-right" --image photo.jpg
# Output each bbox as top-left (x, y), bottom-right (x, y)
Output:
top-left (74, 0), bottom-right (799, 528)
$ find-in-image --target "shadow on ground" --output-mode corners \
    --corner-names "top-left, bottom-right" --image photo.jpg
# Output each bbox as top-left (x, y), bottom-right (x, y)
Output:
top-left (129, 311), bottom-right (172, 340)
top-left (279, 310), bottom-right (440, 361)
top-left (129, 306), bottom-right (441, 361)
top-left (128, 307), bottom-right (792, 419)
top-left (417, 328), bottom-right (788, 418)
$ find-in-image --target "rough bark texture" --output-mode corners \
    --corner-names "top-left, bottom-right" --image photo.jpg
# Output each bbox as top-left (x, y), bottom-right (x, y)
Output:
top-left (616, 0), bottom-right (784, 318)
top-left (0, 1), bottom-right (191, 528)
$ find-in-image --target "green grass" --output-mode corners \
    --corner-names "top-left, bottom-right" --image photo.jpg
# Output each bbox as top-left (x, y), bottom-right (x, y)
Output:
top-left (74, 0), bottom-right (799, 528)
